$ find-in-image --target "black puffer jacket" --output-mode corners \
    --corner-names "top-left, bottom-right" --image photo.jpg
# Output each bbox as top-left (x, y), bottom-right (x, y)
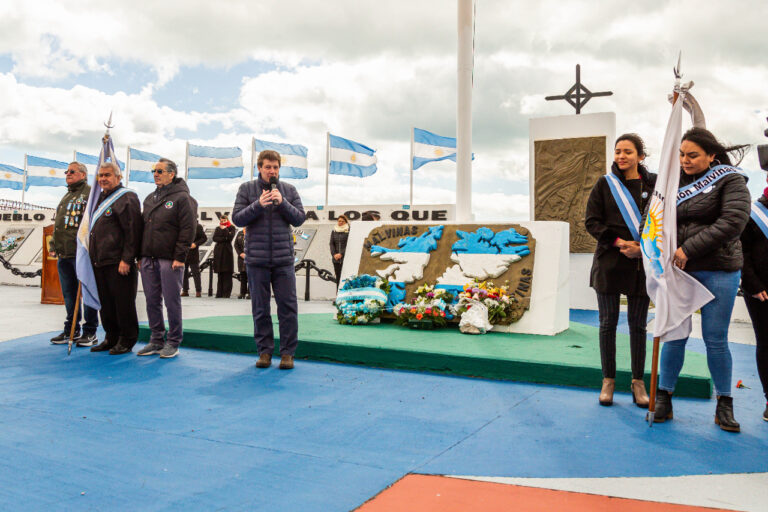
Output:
top-left (232, 176), bottom-right (305, 267)
top-left (89, 185), bottom-right (143, 268)
top-left (585, 163), bottom-right (656, 295)
top-left (329, 229), bottom-right (349, 259)
top-left (234, 230), bottom-right (246, 272)
top-left (740, 194), bottom-right (768, 295)
top-left (676, 169), bottom-right (750, 272)
top-left (141, 178), bottom-right (197, 262)
top-left (185, 223), bottom-right (208, 265)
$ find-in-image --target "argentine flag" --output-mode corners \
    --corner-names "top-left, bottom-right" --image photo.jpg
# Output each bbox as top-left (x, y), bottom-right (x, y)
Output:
top-left (412, 128), bottom-right (473, 170)
top-left (329, 134), bottom-right (377, 178)
top-left (253, 138), bottom-right (308, 179)
top-left (75, 151), bottom-right (124, 176)
top-left (25, 155), bottom-right (69, 188)
top-left (187, 143), bottom-right (243, 179)
top-left (0, 164), bottom-right (26, 191)
top-left (127, 147), bottom-right (162, 184)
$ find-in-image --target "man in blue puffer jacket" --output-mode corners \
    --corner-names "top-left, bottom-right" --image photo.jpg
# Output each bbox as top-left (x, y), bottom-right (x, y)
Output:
top-left (232, 150), bottom-right (306, 370)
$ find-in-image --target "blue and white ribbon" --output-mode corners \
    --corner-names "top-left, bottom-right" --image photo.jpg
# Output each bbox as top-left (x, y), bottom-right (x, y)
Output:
top-left (750, 201), bottom-right (768, 240)
top-left (676, 165), bottom-right (747, 206)
top-left (605, 173), bottom-right (643, 242)
top-left (90, 187), bottom-right (134, 227)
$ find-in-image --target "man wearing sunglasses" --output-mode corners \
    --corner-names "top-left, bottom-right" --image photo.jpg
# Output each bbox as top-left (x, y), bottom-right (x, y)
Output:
top-left (48, 162), bottom-right (100, 348)
top-left (137, 158), bottom-right (196, 359)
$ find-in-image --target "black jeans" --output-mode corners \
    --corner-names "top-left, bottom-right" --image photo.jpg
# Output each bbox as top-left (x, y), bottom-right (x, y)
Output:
top-left (183, 261), bottom-right (201, 293)
top-left (744, 295), bottom-right (768, 402)
top-left (596, 292), bottom-right (650, 380)
top-left (57, 257), bottom-right (98, 336)
top-left (247, 264), bottom-right (298, 356)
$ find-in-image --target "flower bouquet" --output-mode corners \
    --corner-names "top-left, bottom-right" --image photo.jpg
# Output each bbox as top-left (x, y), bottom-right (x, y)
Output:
top-left (393, 283), bottom-right (455, 329)
top-left (455, 279), bottom-right (520, 326)
top-left (334, 274), bottom-right (390, 325)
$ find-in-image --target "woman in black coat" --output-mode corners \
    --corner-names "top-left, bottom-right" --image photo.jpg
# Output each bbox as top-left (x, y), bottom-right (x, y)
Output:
top-left (212, 216), bottom-right (236, 298)
top-left (234, 228), bottom-right (248, 299)
top-left (585, 134), bottom-right (657, 407)
top-left (740, 175), bottom-right (768, 423)
top-left (329, 214), bottom-right (350, 288)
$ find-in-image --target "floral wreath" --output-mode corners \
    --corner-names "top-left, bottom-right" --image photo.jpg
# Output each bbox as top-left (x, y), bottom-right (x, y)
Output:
top-left (455, 279), bottom-right (519, 325)
top-left (334, 274), bottom-right (391, 325)
top-left (393, 283), bottom-right (456, 328)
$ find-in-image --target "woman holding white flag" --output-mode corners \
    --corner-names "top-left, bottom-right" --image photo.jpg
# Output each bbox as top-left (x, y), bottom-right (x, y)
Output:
top-left (654, 127), bottom-right (750, 432)
top-left (586, 134), bottom-right (657, 407)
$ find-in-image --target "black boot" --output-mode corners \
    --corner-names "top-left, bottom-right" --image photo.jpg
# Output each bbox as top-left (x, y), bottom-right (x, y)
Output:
top-left (714, 396), bottom-right (740, 433)
top-left (653, 390), bottom-right (673, 422)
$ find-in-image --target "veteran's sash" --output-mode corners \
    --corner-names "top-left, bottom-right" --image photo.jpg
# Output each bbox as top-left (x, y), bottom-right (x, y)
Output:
top-left (750, 201), bottom-right (768, 240)
top-left (676, 165), bottom-right (747, 206)
top-left (605, 173), bottom-right (643, 242)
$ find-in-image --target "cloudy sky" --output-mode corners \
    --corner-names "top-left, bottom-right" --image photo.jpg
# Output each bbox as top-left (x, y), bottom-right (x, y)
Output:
top-left (0, 0), bottom-right (766, 219)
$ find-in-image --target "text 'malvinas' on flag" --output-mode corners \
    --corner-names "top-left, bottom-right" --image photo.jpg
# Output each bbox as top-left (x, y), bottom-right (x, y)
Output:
top-left (25, 155), bottom-right (69, 188)
top-left (328, 134), bottom-right (377, 178)
top-left (412, 128), bottom-right (474, 170)
top-left (253, 138), bottom-right (308, 179)
top-left (187, 144), bottom-right (243, 179)
top-left (75, 151), bottom-right (124, 176)
top-left (640, 88), bottom-right (713, 342)
top-left (0, 163), bottom-right (26, 191)
top-left (127, 147), bottom-right (163, 184)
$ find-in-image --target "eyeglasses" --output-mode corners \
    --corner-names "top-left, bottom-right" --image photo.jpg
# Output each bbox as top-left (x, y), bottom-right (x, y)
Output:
top-left (152, 169), bottom-right (166, 174)
top-left (64, 170), bottom-right (79, 175)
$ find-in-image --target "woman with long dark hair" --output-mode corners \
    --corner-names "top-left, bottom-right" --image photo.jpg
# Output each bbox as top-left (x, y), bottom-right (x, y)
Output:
top-left (586, 133), bottom-right (657, 407)
top-left (330, 214), bottom-right (350, 288)
top-left (653, 127), bottom-right (751, 432)
top-left (212, 215), bottom-right (236, 298)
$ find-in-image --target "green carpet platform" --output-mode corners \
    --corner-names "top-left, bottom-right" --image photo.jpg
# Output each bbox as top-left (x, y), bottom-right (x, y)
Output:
top-left (139, 314), bottom-right (712, 398)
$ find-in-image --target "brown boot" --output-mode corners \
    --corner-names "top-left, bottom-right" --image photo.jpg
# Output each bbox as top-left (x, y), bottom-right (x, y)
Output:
top-left (180, 290), bottom-right (189, 297)
top-left (599, 378), bottom-right (615, 406)
top-left (631, 379), bottom-right (650, 408)
top-left (195, 291), bottom-right (202, 298)
top-left (255, 353), bottom-right (272, 368)
top-left (279, 355), bottom-right (294, 370)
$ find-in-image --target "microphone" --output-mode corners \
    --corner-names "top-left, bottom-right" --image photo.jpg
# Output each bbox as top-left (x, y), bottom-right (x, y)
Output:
top-left (269, 176), bottom-right (278, 205)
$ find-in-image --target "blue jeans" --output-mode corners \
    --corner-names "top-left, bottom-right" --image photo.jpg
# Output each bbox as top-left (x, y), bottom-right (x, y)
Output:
top-left (659, 270), bottom-right (740, 397)
top-left (57, 257), bottom-right (98, 336)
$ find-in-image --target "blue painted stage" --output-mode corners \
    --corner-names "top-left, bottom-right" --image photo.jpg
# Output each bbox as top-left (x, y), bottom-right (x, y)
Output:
top-left (0, 310), bottom-right (766, 511)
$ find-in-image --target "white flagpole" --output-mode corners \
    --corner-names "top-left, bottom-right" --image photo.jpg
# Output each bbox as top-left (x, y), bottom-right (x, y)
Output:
top-left (456, 0), bottom-right (474, 222)
top-left (22, 154), bottom-right (28, 204)
top-left (325, 131), bottom-right (330, 207)
top-left (409, 127), bottom-right (415, 208)
top-left (125, 147), bottom-right (131, 187)
top-left (72, 150), bottom-right (77, 162)
top-left (184, 141), bottom-right (189, 180)
top-left (250, 137), bottom-right (255, 181)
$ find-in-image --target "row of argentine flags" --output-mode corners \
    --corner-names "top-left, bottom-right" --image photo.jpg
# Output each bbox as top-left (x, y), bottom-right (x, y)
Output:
top-left (0, 128), bottom-right (466, 192)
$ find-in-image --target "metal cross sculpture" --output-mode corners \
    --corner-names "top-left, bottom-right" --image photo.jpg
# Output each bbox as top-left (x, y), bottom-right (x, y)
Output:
top-left (545, 64), bottom-right (613, 114)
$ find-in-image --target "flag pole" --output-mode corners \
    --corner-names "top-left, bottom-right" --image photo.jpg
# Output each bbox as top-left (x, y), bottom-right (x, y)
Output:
top-left (648, 51), bottom-right (683, 426)
top-left (125, 147), bottom-right (131, 187)
top-left (250, 137), bottom-right (255, 181)
top-left (325, 132), bottom-right (330, 207)
top-left (67, 283), bottom-right (81, 355)
top-left (456, 0), bottom-right (474, 222)
top-left (22, 154), bottom-right (28, 204)
top-left (184, 141), bottom-right (189, 181)
top-left (409, 127), bottom-right (415, 208)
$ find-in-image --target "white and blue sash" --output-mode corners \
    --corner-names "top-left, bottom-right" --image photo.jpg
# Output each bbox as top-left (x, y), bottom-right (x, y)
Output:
top-left (605, 173), bottom-right (642, 242)
top-left (90, 187), bottom-right (135, 229)
top-left (676, 165), bottom-right (747, 206)
top-left (750, 201), bottom-right (768, 240)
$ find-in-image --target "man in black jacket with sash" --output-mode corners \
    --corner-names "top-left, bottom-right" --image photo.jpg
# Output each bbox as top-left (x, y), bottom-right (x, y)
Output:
top-left (137, 158), bottom-right (196, 359)
top-left (88, 162), bottom-right (143, 354)
top-left (232, 150), bottom-right (305, 370)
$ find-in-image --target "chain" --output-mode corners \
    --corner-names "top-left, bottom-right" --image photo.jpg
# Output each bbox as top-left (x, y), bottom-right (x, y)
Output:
top-left (0, 254), bottom-right (42, 278)
top-left (294, 258), bottom-right (336, 282)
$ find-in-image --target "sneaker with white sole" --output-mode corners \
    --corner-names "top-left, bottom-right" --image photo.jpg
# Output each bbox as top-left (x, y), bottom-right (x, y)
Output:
top-left (159, 345), bottom-right (179, 358)
top-left (75, 333), bottom-right (99, 347)
top-left (51, 332), bottom-right (78, 345)
top-left (136, 343), bottom-right (164, 356)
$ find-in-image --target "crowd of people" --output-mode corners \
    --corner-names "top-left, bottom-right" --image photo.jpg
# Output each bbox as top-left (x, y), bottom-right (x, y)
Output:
top-left (586, 127), bottom-right (766, 432)
top-left (47, 130), bottom-right (767, 429)
top-left (49, 150), bottom-right (306, 369)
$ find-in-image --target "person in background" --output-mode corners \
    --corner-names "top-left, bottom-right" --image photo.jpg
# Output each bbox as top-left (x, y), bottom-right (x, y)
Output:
top-left (329, 214), bottom-right (350, 288)
top-left (182, 222), bottom-right (207, 298)
top-left (87, 162), bottom-right (142, 354)
top-left (739, 167), bottom-right (768, 423)
top-left (137, 158), bottom-right (196, 359)
top-left (234, 227), bottom-right (249, 299)
top-left (212, 215), bottom-right (236, 298)
top-left (585, 134), bottom-right (656, 407)
top-left (48, 161), bottom-right (100, 348)
top-left (653, 127), bottom-right (751, 432)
